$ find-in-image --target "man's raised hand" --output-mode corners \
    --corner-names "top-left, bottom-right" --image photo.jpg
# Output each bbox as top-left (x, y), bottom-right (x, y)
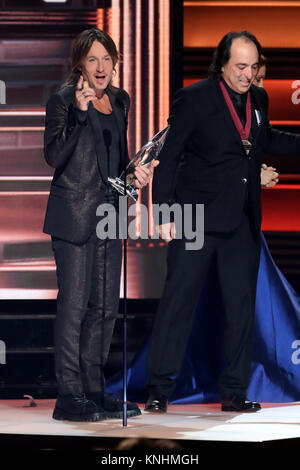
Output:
top-left (75, 75), bottom-right (97, 111)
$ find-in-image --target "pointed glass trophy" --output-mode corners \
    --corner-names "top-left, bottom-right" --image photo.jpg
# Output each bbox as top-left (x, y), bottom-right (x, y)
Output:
top-left (108, 125), bottom-right (170, 201)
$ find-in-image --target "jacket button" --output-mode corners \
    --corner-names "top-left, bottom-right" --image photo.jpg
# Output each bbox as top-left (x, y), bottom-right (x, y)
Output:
top-left (242, 178), bottom-right (248, 184)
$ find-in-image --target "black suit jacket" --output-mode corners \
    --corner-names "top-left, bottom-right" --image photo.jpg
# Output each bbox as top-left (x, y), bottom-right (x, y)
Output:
top-left (153, 78), bottom-right (300, 233)
top-left (43, 85), bottom-right (130, 244)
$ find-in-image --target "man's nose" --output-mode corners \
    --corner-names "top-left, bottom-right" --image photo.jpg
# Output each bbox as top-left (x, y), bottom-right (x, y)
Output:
top-left (97, 61), bottom-right (105, 71)
top-left (244, 67), bottom-right (253, 80)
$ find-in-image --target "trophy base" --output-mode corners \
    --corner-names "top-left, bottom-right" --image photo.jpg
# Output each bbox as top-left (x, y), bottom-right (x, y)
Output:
top-left (108, 177), bottom-right (138, 202)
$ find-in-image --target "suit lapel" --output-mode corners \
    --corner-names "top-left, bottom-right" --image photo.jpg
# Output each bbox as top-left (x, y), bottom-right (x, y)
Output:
top-left (250, 85), bottom-right (268, 152)
top-left (209, 80), bottom-right (244, 146)
top-left (107, 88), bottom-right (126, 168)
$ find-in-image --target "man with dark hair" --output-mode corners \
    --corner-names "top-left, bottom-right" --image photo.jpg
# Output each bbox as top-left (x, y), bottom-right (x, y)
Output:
top-left (145, 31), bottom-right (300, 413)
top-left (44, 28), bottom-right (156, 422)
top-left (208, 30), bottom-right (262, 80)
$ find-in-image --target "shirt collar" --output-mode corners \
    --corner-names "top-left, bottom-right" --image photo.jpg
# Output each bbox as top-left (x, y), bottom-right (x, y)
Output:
top-left (221, 78), bottom-right (248, 104)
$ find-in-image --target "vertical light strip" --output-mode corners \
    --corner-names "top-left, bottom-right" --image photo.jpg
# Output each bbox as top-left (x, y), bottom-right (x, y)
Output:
top-left (135, 0), bottom-right (142, 152)
top-left (135, 0), bottom-right (142, 237)
top-left (158, 0), bottom-right (170, 129)
top-left (123, 0), bottom-right (131, 148)
top-left (111, 0), bottom-right (120, 88)
top-left (148, 0), bottom-right (155, 237)
top-left (148, 0), bottom-right (155, 138)
top-left (96, 8), bottom-right (104, 29)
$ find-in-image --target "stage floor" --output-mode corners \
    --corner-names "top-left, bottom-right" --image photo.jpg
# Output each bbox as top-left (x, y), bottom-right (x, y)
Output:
top-left (0, 399), bottom-right (300, 450)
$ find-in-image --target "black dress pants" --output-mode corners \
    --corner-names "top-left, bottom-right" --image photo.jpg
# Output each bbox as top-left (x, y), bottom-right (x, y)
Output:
top-left (52, 232), bottom-right (122, 396)
top-left (146, 212), bottom-right (261, 399)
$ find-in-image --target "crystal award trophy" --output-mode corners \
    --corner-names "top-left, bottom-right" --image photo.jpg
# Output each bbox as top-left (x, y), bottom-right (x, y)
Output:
top-left (108, 125), bottom-right (170, 201)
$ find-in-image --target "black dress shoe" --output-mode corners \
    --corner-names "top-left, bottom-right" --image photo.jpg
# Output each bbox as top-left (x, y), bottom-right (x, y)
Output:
top-left (52, 393), bottom-right (107, 421)
top-left (144, 395), bottom-right (168, 413)
top-left (86, 392), bottom-right (141, 419)
top-left (221, 395), bottom-right (261, 412)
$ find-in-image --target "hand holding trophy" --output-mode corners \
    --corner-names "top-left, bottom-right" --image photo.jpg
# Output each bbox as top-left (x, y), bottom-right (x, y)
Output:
top-left (108, 125), bottom-right (170, 201)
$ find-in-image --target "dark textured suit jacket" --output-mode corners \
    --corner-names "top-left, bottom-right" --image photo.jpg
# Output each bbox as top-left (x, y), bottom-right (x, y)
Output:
top-left (43, 85), bottom-right (130, 245)
top-left (153, 78), bottom-right (300, 233)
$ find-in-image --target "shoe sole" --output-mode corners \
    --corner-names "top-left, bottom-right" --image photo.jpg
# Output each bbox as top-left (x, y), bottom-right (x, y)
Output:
top-left (105, 409), bottom-right (142, 419)
top-left (221, 406), bottom-right (260, 412)
top-left (53, 408), bottom-right (107, 422)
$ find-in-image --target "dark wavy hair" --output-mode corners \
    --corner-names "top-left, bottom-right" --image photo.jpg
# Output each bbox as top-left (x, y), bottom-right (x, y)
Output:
top-left (61, 28), bottom-right (119, 89)
top-left (208, 31), bottom-right (262, 80)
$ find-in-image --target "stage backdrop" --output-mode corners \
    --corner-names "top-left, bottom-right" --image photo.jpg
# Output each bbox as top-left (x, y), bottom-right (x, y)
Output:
top-left (0, 0), bottom-right (300, 300)
top-left (0, 0), bottom-right (178, 300)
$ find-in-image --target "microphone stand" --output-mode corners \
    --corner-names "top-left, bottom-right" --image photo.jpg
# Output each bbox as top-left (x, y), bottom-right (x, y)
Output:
top-left (122, 154), bottom-right (128, 427)
top-left (114, 124), bottom-right (169, 427)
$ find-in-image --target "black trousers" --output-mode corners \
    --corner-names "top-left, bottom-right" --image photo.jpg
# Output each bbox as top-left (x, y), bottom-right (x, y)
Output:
top-left (52, 233), bottom-right (122, 396)
top-left (146, 212), bottom-right (261, 399)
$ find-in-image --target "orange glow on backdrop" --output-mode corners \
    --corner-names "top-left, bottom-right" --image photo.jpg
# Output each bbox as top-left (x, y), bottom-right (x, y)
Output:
top-left (184, 5), bottom-right (300, 48)
top-left (96, 7), bottom-right (104, 30)
top-left (185, 1), bottom-right (300, 5)
top-left (262, 186), bottom-right (300, 231)
top-left (264, 80), bottom-right (300, 121)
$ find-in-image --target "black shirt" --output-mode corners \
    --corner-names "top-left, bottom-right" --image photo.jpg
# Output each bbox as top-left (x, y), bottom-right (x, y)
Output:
top-left (96, 109), bottom-right (121, 179)
top-left (96, 109), bottom-right (121, 206)
top-left (75, 106), bottom-right (121, 206)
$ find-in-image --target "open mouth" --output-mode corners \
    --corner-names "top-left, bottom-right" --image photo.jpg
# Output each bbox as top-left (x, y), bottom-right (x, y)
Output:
top-left (95, 74), bottom-right (106, 83)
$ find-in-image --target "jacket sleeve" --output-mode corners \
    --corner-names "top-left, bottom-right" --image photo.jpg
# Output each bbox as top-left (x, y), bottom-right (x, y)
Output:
top-left (119, 89), bottom-right (130, 166)
top-left (44, 92), bottom-right (87, 169)
top-left (265, 124), bottom-right (300, 156)
top-left (152, 88), bottom-right (196, 205)
top-left (123, 92), bottom-right (130, 166)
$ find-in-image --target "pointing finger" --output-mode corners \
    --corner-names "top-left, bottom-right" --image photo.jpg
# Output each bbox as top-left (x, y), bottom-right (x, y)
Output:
top-left (76, 75), bottom-right (83, 90)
